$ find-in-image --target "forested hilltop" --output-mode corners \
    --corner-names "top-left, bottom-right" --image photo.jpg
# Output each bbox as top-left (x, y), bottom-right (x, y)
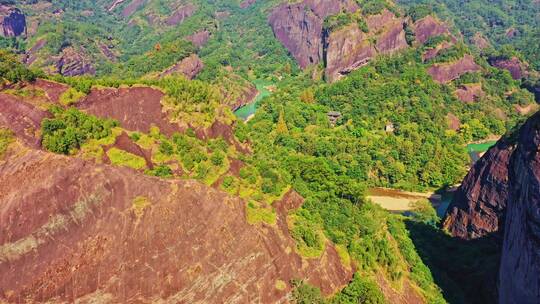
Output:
top-left (0, 0), bottom-right (538, 303)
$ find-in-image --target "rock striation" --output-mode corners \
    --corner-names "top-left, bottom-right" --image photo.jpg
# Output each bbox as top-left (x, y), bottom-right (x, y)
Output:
top-left (268, 0), bottom-right (358, 69)
top-left (160, 54), bottom-right (204, 79)
top-left (0, 5), bottom-right (26, 37)
top-left (443, 138), bottom-right (514, 239)
top-left (488, 56), bottom-right (528, 80)
top-left (498, 112), bottom-right (540, 303)
top-left (56, 47), bottom-right (96, 77)
top-left (427, 55), bottom-right (481, 83)
top-left (324, 9), bottom-right (408, 82)
top-left (0, 148), bottom-right (352, 303)
top-left (165, 4), bottom-right (195, 26)
top-left (413, 15), bottom-right (453, 44)
top-left (443, 111), bottom-right (540, 303)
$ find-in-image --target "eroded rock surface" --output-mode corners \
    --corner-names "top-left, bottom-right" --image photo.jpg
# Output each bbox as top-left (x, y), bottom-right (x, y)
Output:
top-left (443, 138), bottom-right (514, 239)
top-left (160, 54), bottom-right (204, 79)
top-left (77, 87), bottom-right (181, 136)
top-left (0, 149), bottom-right (352, 303)
top-left (0, 5), bottom-right (26, 37)
top-left (413, 15), bottom-right (453, 44)
top-left (165, 4), bottom-right (195, 26)
top-left (488, 56), bottom-right (528, 80)
top-left (324, 9), bottom-right (407, 82)
top-left (455, 83), bottom-right (484, 103)
top-left (443, 111), bottom-right (540, 302)
top-left (186, 29), bottom-right (211, 48)
top-left (427, 55), bottom-right (481, 83)
top-left (268, 0), bottom-right (358, 69)
top-left (499, 112), bottom-right (540, 303)
top-left (0, 93), bottom-right (49, 149)
top-left (56, 47), bottom-right (96, 77)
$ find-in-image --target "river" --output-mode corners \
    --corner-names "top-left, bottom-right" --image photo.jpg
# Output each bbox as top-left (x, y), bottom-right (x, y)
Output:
top-left (234, 79), bottom-right (274, 121)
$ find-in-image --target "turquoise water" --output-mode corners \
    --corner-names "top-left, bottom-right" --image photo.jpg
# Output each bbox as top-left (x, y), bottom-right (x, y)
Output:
top-left (466, 140), bottom-right (497, 162)
top-left (234, 79), bottom-right (273, 120)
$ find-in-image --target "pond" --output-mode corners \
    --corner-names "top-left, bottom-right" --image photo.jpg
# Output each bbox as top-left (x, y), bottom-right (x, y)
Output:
top-left (234, 79), bottom-right (274, 121)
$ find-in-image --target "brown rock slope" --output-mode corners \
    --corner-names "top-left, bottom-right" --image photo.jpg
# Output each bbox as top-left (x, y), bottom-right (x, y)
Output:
top-left (0, 93), bottom-right (49, 149)
top-left (443, 111), bottom-right (540, 302)
top-left (0, 148), bottom-right (352, 303)
top-left (77, 86), bottom-right (181, 136)
top-left (488, 56), bottom-right (528, 80)
top-left (413, 15), bottom-right (453, 44)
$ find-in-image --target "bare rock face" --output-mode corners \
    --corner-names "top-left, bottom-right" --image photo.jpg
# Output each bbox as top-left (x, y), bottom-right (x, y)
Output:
top-left (0, 5), bottom-right (26, 37)
top-left (186, 29), bottom-right (211, 48)
top-left (240, 0), bottom-right (257, 9)
top-left (488, 56), bottom-right (528, 80)
top-left (413, 15), bottom-right (453, 44)
top-left (427, 55), bottom-right (481, 83)
top-left (23, 39), bottom-right (47, 65)
top-left (56, 47), bottom-right (96, 77)
top-left (0, 148), bottom-right (352, 303)
top-left (499, 112), bottom-right (540, 303)
top-left (471, 32), bottom-right (490, 49)
top-left (160, 54), bottom-right (204, 79)
top-left (268, 0), bottom-right (358, 69)
top-left (324, 9), bottom-right (407, 82)
top-left (165, 4), bottom-right (195, 26)
top-left (422, 41), bottom-right (452, 62)
top-left (455, 83), bottom-right (485, 103)
top-left (121, 0), bottom-right (146, 18)
top-left (0, 93), bottom-right (49, 149)
top-left (77, 86), bottom-right (182, 136)
top-left (325, 24), bottom-right (376, 82)
top-left (443, 111), bottom-right (540, 302)
top-left (443, 138), bottom-right (515, 239)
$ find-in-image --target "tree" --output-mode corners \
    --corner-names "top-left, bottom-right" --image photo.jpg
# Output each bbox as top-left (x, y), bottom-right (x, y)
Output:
top-left (276, 108), bottom-right (289, 134)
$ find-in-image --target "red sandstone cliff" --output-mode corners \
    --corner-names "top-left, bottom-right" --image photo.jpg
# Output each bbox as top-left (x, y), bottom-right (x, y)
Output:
top-left (443, 112), bottom-right (540, 303)
top-left (0, 146), bottom-right (352, 303)
top-left (268, 0), bottom-right (358, 69)
top-left (0, 5), bottom-right (26, 37)
top-left (498, 112), bottom-right (540, 303)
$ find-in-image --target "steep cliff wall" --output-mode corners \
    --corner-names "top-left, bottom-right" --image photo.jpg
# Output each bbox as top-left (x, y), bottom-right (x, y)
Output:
top-left (443, 112), bottom-right (540, 303)
top-left (268, 0), bottom-right (358, 69)
top-left (443, 138), bottom-right (515, 239)
top-left (324, 9), bottom-right (407, 82)
top-left (0, 5), bottom-right (26, 37)
top-left (499, 113), bottom-right (540, 303)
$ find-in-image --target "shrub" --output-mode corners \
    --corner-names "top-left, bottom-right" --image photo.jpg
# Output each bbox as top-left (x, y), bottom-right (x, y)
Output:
top-left (42, 107), bottom-right (117, 154)
top-left (0, 128), bottom-right (14, 158)
top-left (107, 148), bottom-right (147, 170)
top-left (59, 88), bottom-right (86, 106)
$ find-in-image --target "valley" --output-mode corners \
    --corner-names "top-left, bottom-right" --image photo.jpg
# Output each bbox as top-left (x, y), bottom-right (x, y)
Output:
top-left (0, 0), bottom-right (539, 303)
